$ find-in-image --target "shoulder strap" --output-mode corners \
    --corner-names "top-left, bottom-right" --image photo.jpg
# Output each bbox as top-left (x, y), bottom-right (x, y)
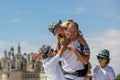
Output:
top-left (80, 42), bottom-right (84, 54)
top-left (77, 39), bottom-right (84, 54)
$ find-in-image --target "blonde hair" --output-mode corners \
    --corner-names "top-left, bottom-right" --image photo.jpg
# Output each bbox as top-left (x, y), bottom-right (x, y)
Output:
top-left (61, 20), bottom-right (71, 28)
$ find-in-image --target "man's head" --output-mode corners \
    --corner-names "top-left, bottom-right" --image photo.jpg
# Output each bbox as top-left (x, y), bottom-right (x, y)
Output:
top-left (97, 49), bottom-right (110, 60)
top-left (39, 45), bottom-right (54, 59)
top-left (97, 49), bottom-right (110, 65)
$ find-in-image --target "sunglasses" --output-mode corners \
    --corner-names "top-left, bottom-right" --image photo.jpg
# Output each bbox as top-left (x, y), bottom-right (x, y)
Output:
top-left (97, 56), bottom-right (107, 60)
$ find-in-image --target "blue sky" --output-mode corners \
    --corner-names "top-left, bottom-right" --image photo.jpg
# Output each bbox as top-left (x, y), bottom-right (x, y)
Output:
top-left (0, 0), bottom-right (120, 75)
top-left (0, 0), bottom-right (119, 42)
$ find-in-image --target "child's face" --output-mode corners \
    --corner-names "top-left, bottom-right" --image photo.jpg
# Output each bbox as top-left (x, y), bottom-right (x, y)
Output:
top-left (66, 22), bottom-right (79, 40)
top-left (54, 26), bottom-right (65, 37)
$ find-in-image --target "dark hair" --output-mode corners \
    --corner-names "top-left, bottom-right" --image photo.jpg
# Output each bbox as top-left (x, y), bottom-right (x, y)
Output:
top-left (67, 21), bottom-right (79, 30)
top-left (73, 22), bottom-right (79, 29)
top-left (106, 59), bottom-right (110, 64)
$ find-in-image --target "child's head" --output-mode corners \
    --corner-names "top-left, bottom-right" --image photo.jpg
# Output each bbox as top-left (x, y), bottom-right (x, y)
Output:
top-left (66, 21), bottom-right (80, 40)
top-left (39, 45), bottom-right (54, 59)
top-left (97, 49), bottom-right (110, 67)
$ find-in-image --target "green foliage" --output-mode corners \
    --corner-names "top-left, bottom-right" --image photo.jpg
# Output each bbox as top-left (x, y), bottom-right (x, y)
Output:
top-left (116, 74), bottom-right (120, 80)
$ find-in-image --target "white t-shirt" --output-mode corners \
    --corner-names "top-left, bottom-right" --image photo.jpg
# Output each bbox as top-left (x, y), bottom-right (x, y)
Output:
top-left (93, 65), bottom-right (116, 80)
top-left (42, 54), bottom-right (65, 80)
top-left (61, 40), bottom-right (87, 79)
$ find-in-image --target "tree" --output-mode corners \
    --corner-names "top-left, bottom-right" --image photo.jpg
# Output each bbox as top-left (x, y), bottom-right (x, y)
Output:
top-left (116, 74), bottom-right (120, 80)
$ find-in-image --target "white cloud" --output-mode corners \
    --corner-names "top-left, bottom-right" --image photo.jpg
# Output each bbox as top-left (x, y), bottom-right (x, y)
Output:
top-left (8, 10), bottom-right (30, 16)
top-left (0, 41), bottom-right (39, 58)
top-left (8, 18), bottom-right (21, 23)
top-left (0, 41), bottom-right (14, 57)
top-left (74, 6), bottom-right (86, 14)
top-left (7, 10), bottom-right (30, 24)
top-left (0, 41), bottom-right (8, 48)
top-left (0, 36), bottom-right (56, 58)
top-left (16, 42), bottom-right (39, 53)
top-left (15, 10), bottom-right (30, 16)
top-left (86, 29), bottom-right (120, 75)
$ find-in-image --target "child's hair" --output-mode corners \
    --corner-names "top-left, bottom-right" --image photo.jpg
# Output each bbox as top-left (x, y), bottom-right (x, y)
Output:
top-left (61, 19), bottom-right (73, 29)
top-left (67, 21), bottom-right (82, 35)
top-left (73, 22), bottom-right (79, 29)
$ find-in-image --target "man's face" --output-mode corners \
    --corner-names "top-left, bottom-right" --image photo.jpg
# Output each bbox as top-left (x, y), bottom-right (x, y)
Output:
top-left (54, 26), bottom-right (65, 37)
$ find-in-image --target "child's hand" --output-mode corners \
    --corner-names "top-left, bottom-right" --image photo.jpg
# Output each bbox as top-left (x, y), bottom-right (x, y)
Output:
top-left (33, 53), bottom-right (42, 61)
top-left (67, 44), bottom-right (76, 52)
top-left (63, 38), bottom-right (69, 48)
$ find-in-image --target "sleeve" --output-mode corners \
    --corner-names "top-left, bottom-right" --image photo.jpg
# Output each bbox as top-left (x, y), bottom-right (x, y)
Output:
top-left (45, 54), bottom-right (60, 67)
top-left (79, 42), bottom-right (90, 55)
top-left (93, 65), bottom-right (99, 79)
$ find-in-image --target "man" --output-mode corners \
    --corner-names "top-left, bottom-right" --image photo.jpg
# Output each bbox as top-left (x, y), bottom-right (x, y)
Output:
top-left (93, 49), bottom-right (116, 80)
top-left (49, 21), bottom-right (91, 80)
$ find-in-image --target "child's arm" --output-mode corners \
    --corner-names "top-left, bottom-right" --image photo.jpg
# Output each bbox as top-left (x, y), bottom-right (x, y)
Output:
top-left (78, 35), bottom-right (88, 48)
top-left (58, 39), bottom-right (69, 58)
top-left (55, 36), bottom-right (61, 53)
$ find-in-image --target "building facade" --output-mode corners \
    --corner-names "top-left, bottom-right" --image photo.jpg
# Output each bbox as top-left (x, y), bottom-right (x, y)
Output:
top-left (0, 43), bottom-right (47, 80)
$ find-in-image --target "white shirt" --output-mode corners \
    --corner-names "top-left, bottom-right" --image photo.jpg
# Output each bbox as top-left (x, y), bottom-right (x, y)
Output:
top-left (93, 65), bottom-right (116, 80)
top-left (42, 54), bottom-right (65, 80)
top-left (61, 40), bottom-right (86, 80)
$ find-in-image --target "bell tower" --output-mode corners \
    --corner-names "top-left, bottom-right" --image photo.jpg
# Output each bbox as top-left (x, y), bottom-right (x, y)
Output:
top-left (17, 43), bottom-right (21, 54)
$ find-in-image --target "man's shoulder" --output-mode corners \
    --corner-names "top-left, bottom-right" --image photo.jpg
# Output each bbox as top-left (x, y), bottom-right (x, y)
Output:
top-left (105, 65), bottom-right (114, 71)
